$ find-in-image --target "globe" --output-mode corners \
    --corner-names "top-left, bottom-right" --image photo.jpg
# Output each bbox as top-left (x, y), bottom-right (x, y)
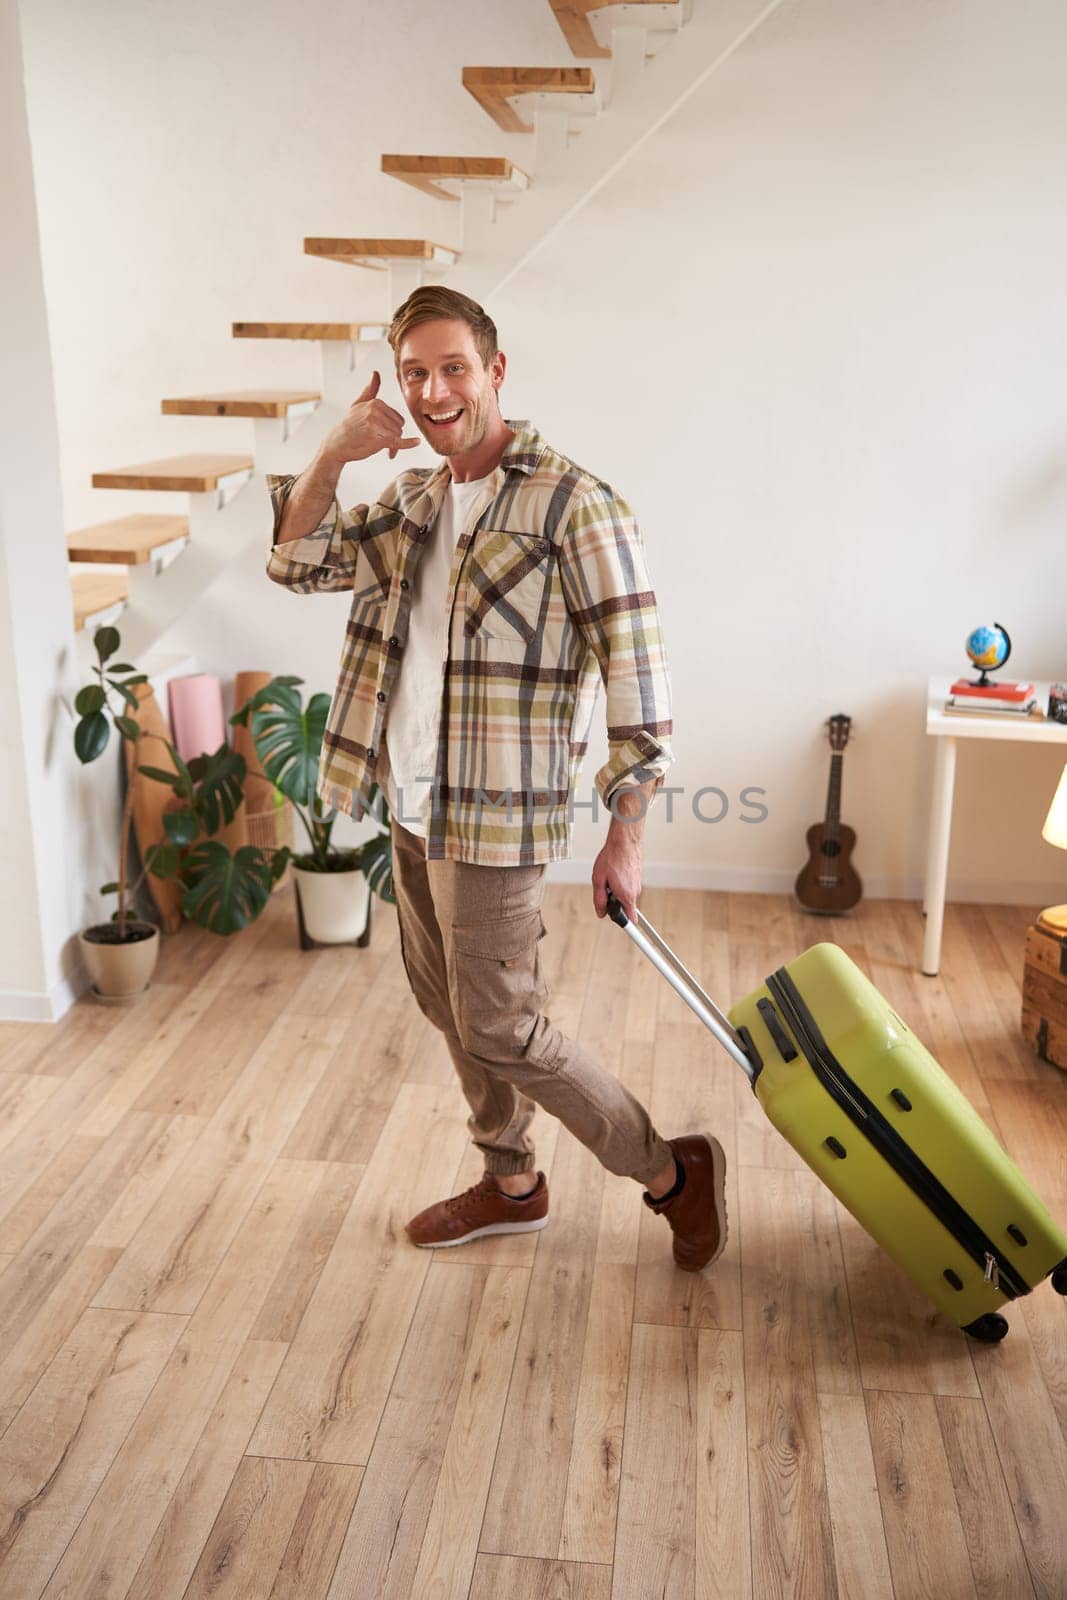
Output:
top-left (965, 622), bottom-right (1012, 685)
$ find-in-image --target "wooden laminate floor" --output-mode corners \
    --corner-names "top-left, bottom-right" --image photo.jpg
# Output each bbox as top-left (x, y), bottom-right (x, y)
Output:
top-left (1, 885), bottom-right (1065, 1599)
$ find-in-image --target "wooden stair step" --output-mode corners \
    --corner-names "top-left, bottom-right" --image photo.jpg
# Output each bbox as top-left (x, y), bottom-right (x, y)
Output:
top-left (71, 571), bottom-right (128, 630)
top-left (462, 66), bottom-right (597, 134)
top-left (67, 513), bottom-right (190, 565)
top-left (549, 0), bottom-right (680, 59)
top-left (303, 237), bottom-right (459, 270)
top-left (380, 154), bottom-right (529, 202)
top-left (232, 321), bottom-right (388, 342)
top-left (91, 454), bottom-right (253, 492)
top-left (161, 389), bottom-right (320, 419)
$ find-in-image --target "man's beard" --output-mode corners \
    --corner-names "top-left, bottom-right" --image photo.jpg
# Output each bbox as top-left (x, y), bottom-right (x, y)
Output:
top-left (421, 399), bottom-right (487, 456)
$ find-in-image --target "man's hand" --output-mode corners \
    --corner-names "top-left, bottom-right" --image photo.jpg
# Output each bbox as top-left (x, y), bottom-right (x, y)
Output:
top-left (592, 828), bottom-right (643, 922)
top-left (324, 370), bottom-right (421, 465)
top-left (591, 778), bottom-right (659, 921)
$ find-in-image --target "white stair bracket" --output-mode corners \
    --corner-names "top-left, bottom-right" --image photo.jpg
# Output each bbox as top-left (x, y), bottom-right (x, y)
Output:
top-left (208, 465), bottom-right (253, 512)
top-left (601, 26), bottom-right (650, 104)
top-left (589, 0), bottom-right (690, 57)
top-left (319, 335), bottom-right (388, 405)
top-left (317, 325), bottom-right (388, 382)
top-left (280, 396), bottom-right (319, 443)
top-left (250, 417), bottom-right (288, 459)
top-left (146, 533), bottom-right (190, 576)
top-left (80, 596), bottom-right (126, 634)
top-left (420, 169), bottom-right (531, 254)
top-left (119, 547), bottom-right (189, 622)
top-left (460, 185), bottom-right (500, 252)
top-left (386, 246), bottom-right (457, 308)
top-left (527, 82), bottom-right (603, 172)
top-left (533, 106), bottom-right (576, 171)
top-left (250, 398), bottom-right (319, 457)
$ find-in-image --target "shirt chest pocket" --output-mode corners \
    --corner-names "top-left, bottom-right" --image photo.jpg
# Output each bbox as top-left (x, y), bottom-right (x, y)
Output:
top-left (463, 528), bottom-right (554, 645)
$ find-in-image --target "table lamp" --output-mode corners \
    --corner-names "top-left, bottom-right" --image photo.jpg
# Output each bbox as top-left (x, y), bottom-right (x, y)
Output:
top-left (1040, 763), bottom-right (1067, 935)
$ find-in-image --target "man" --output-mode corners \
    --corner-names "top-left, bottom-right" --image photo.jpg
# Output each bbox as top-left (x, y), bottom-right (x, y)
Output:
top-left (265, 285), bottom-right (727, 1270)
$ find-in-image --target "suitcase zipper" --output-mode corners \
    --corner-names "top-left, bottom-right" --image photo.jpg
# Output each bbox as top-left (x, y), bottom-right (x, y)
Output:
top-left (765, 968), bottom-right (1029, 1300)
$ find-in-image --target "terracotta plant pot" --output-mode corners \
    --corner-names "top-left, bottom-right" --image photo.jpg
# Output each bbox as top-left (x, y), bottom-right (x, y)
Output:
top-left (79, 921), bottom-right (160, 1000)
top-left (291, 857), bottom-right (371, 946)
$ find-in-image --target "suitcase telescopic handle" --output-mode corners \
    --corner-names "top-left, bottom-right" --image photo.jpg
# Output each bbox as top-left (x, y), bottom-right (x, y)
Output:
top-left (605, 889), bottom-right (758, 1085)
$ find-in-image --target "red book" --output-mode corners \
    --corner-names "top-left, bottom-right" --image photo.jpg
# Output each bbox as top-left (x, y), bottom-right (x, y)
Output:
top-left (950, 678), bottom-right (1035, 701)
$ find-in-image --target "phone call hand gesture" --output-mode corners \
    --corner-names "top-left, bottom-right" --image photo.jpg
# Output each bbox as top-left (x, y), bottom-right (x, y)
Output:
top-left (326, 370), bottom-right (421, 464)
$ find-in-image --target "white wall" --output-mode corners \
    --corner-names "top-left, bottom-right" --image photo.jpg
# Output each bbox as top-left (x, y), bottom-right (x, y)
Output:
top-left (19, 0), bottom-right (1067, 908)
top-left (1, 0), bottom-right (99, 1019)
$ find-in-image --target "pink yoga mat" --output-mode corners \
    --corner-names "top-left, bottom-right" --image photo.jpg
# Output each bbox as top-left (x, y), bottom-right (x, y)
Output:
top-left (167, 674), bottom-right (226, 762)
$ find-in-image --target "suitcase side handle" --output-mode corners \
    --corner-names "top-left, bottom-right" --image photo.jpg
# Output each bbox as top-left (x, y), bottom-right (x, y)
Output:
top-left (605, 889), bottom-right (758, 1084)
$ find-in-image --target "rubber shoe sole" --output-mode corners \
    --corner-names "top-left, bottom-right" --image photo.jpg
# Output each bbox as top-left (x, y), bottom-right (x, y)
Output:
top-left (411, 1215), bottom-right (549, 1248)
top-left (700, 1133), bottom-right (729, 1270)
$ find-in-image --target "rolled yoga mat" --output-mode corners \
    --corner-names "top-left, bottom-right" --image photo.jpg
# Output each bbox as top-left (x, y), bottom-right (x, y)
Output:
top-left (167, 673), bottom-right (226, 762)
top-left (167, 672), bottom-right (247, 853)
top-left (232, 670), bottom-right (278, 816)
top-left (125, 682), bottom-right (184, 934)
top-left (232, 670), bottom-right (290, 882)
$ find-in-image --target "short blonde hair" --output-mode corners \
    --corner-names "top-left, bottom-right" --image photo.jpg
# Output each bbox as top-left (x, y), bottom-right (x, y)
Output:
top-left (388, 285), bottom-right (499, 371)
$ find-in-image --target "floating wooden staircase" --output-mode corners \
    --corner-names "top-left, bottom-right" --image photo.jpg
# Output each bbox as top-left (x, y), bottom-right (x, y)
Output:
top-left (73, 0), bottom-right (717, 660)
top-left (461, 67), bottom-right (599, 135)
top-left (380, 155), bottom-right (529, 203)
top-left (91, 453), bottom-right (253, 494)
top-left (303, 238), bottom-right (459, 271)
top-left (71, 571), bottom-right (128, 632)
top-left (160, 389), bottom-right (320, 420)
top-left (548, 0), bottom-right (684, 59)
top-left (232, 321), bottom-right (388, 342)
top-left (68, 512), bottom-right (189, 565)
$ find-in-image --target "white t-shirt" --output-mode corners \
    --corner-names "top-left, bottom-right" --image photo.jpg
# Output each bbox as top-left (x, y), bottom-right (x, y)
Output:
top-left (378, 474), bottom-right (490, 836)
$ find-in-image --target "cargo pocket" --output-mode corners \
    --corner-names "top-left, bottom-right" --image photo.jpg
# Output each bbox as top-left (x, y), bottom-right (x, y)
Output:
top-left (450, 909), bottom-right (549, 1059)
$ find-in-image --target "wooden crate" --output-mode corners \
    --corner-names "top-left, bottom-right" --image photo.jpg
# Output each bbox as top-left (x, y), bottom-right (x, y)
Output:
top-left (1022, 914), bottom-right (1067, 1071)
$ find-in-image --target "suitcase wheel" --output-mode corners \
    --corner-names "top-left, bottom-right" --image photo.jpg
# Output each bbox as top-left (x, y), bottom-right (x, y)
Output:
top-left (1051, 1260), bottom-right (1067, 1296)
top-left (963, 1312), bottom-right (1010, 1344)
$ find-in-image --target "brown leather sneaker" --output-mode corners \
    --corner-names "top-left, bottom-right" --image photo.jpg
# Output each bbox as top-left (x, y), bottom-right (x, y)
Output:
top-left (406, 1171), bottom-right (549, 1249)
top-left (643, 1134), bottom-right (728, 1271)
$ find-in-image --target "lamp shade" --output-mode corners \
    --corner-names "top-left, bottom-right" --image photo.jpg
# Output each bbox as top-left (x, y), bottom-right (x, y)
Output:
top-left (1042, 763), bottom-right (1067, 850)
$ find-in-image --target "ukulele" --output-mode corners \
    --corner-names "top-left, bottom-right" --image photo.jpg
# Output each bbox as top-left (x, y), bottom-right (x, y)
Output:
top-left (794, 713), bottom-right (863, 914)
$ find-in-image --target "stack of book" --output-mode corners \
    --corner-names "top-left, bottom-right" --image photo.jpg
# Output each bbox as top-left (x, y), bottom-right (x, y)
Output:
top-left (943, 678), bottom-right (1040, 718)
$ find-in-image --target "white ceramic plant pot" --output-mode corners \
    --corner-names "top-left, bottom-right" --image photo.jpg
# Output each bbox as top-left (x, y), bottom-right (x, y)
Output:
top-left (78, 921), bottom-right (161, 1000)
top-left (291, 861), bottom-right (371, 945)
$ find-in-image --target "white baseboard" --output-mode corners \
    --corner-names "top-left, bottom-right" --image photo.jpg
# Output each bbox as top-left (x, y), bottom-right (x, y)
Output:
top-left (546, 858), bottom-right (1056, 909)
top-left (0, 964), bottom-right (89, 1023)
top-left (4, 863), bottom-right (1051, 1026)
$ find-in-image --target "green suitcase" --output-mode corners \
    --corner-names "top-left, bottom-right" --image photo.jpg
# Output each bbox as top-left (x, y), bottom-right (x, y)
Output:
top-left (607, 893), bottom-right (1067, 1342)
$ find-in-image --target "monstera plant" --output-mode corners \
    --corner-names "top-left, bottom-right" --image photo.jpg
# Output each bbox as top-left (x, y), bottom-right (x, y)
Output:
top-left (72, 627), bottom-right (287, 997)
top-left (230, 675), bottom-right (394, 947)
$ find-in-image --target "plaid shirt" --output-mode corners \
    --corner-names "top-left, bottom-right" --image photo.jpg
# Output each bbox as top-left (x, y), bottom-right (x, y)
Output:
top-left (265, 419), bottom-right (674, 865)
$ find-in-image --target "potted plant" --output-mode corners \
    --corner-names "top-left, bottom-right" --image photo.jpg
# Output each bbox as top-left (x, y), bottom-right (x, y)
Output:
top-left (230, 675), bottom-right (395, 947)
top-left (73, 627), bottom-right (287, 999)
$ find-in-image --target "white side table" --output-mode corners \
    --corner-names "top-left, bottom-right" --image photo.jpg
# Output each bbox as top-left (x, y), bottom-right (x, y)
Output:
top-left (922, 677), bottom-right (1067, 976)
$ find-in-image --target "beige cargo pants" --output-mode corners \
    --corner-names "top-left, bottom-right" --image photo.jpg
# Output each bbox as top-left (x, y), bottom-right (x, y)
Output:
top-left (390, 815), bottom-right (674, 1185)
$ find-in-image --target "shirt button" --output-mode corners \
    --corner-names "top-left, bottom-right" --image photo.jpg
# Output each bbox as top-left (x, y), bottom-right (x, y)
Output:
top-left (400, 579), bottom-right (409, 590)
top-left (367, 747), bottom-right (375, 759)
top-left (377, 691), bottom-right (386, 702)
